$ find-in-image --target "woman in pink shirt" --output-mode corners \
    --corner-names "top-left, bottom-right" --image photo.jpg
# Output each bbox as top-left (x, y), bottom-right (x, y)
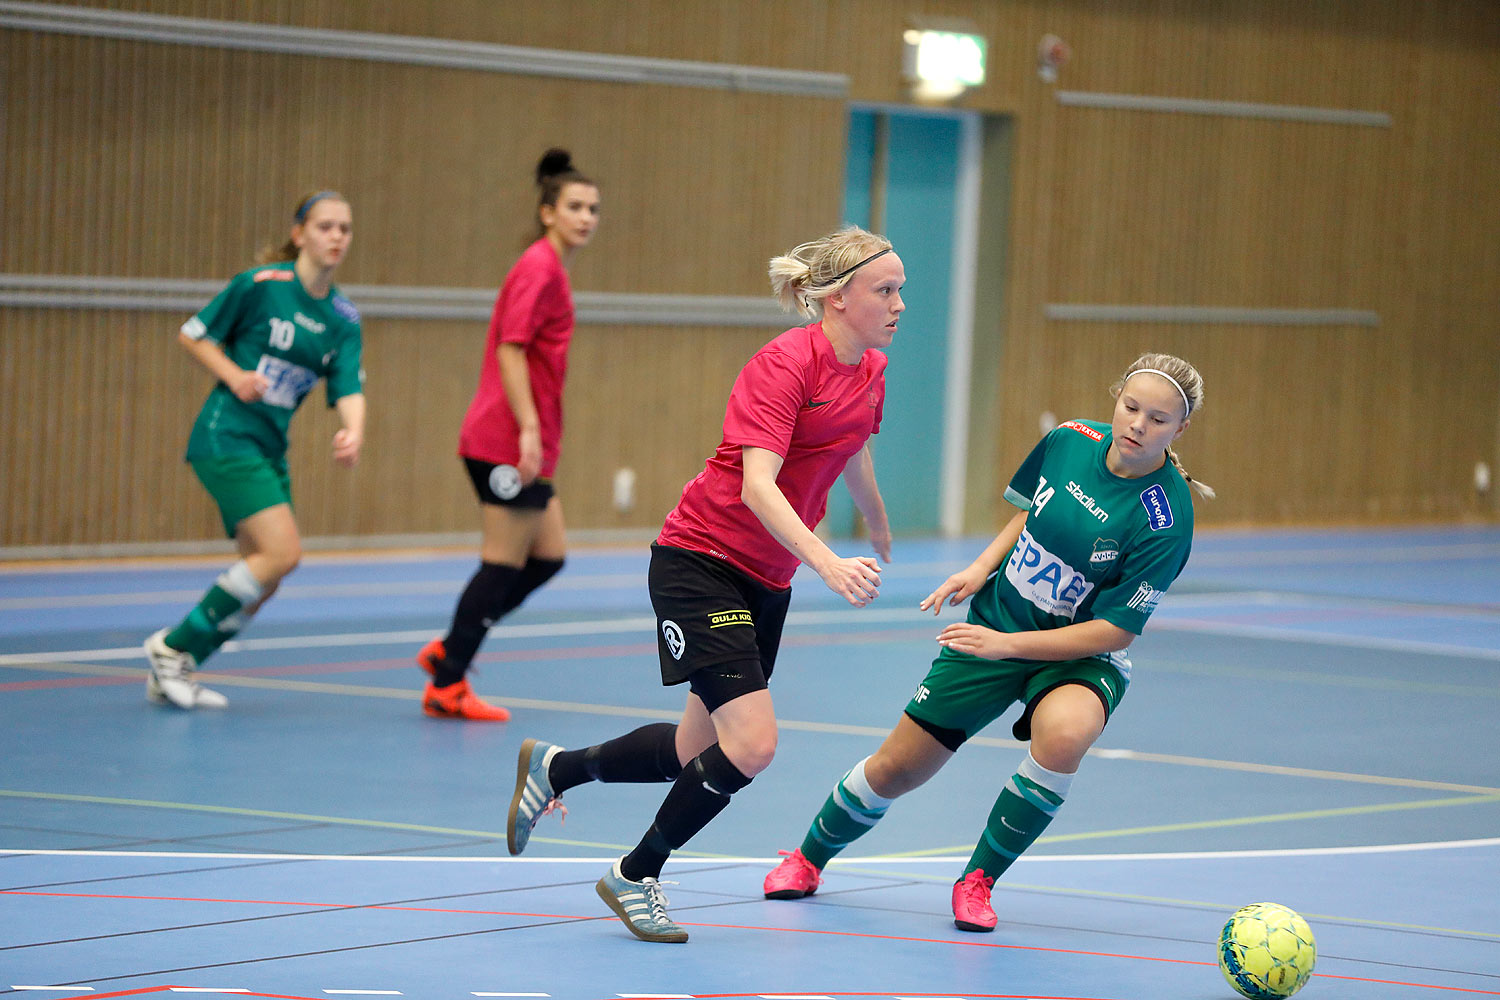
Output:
top-left (416, 149), bottom-right (600, 720)
top-left (505, 226), bottom-right (902, 943)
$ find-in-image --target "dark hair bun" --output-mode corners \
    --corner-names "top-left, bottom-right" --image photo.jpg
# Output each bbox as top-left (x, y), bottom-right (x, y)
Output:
top-left (536, 148), bottom-right (574, 184)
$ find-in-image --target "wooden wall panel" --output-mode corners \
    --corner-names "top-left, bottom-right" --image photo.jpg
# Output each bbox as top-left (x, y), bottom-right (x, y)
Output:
top-left (5, 0), bottom-right (1499, 550)
top-left (1, 29), bottom-right (843, 296)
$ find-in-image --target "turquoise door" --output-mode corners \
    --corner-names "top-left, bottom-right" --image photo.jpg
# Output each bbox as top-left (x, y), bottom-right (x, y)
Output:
top-left (827, 108), bottom-right (963, 538)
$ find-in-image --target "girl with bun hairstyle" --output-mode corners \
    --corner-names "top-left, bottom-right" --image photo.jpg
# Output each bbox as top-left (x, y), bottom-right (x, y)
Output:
top-left (416, 149), bottom-right (600, 720)
top-left (503, 225), bottom-right (901, 943)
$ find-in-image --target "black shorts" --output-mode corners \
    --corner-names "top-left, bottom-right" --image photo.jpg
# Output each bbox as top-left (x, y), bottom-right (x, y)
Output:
top-left (648, 543), bottom-right (791, 712)
top-left (464, 457), bottom-right (554, 509)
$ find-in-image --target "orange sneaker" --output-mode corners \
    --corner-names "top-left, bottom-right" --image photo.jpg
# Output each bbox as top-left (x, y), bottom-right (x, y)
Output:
top-left (422, 678), bottom-right (510, 721)
top-left (416, 637), bottom-right (445, 677)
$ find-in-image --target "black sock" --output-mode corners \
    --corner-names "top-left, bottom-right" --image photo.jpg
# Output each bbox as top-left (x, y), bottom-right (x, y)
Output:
top-left (620, 743), bottom-right (751, 882)
top-left (549, 723), bottom-right (681, 794)
top-left (438, 561), bottom-right (521, 684)
top-left (495, 557), bottom-right (564, 618)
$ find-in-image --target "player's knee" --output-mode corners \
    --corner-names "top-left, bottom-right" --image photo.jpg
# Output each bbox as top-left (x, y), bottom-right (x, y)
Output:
top-left (270, 543), bottom-right (303, 580)
top-left (865, 748), bottom-right (924, 798)
top-left (721, 728), bottom-right (777, 777)
top-left (1029, 716), bottom-right (1100, 772)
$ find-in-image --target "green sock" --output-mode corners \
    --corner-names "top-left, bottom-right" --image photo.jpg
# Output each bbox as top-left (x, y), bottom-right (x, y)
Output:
top-left (202, 607), bottom-right (257, 658)
top-left (164, 561), bottom-right (263, 664)
top-left (964, 752), bottom-right (1072, 880)
top-left (798, 757), bottom-right (893, 870)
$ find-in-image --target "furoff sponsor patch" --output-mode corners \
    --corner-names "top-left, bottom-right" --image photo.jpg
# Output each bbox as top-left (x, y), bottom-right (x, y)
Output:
top-left (1139, 484), bottom-right (1174, 530)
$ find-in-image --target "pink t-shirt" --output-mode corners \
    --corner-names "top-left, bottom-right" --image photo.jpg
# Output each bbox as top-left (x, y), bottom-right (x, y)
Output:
top-left (458, 238), bottom-right (573, 476)
top-left (657, 322), bottom-right (887, 589)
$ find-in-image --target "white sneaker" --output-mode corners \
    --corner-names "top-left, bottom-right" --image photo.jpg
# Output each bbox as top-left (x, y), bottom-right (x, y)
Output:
top-left (144, 629), bottom-right (228, 709)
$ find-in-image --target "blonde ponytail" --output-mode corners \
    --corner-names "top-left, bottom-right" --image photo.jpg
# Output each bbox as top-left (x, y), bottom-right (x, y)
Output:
top-left (768, 225), bottom-right (893, 320)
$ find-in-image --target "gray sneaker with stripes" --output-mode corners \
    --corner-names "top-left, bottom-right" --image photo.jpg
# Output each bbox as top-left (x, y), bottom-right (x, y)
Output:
top-left (595, 858), bottom-right (688, 943)
top-left (507, 737), bottom-right (564, 855)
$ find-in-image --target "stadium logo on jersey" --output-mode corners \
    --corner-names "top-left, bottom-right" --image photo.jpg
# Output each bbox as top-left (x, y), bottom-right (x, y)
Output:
top-left (331, 293), bottom-right (360, 323)
top-left (1005, 527), bottom-right (1095, 619)
top-left (253, 268), bottom-right (294, 283)
top-left (1126, 581), bottom-right (1165, 613)
top-left (488, 464), bottom-right (523, 501)
top-left (660, 620), bottom-right (686, 660)
top-left (294, 311), bottom-right (326, 334)
top-left (1060, 420), bottom-right (1103, 441)
top-left (1066, 480), bottom-right (1110, 523)
top-left (1139, 484), bottom-right (1174, 530)
top-left (1089, 538), bottom-right (1120, 569)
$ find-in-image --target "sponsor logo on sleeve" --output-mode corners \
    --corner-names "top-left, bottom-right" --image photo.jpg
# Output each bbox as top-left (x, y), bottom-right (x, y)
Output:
top-left (331, 294), bottom-right (360, 323)
top-left (253, 268), bottom-right (294, 282)
top-left (1126, 580), bottom-right (1166, 613)
top-left (1060, 420), bottom-right (1103, 441)
top-left (1139, 484), bottom-right (1174, 530)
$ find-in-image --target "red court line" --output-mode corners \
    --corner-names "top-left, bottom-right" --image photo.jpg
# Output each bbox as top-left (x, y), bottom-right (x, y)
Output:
top-left (0, 626), bottom-right (932, 692)
top-left (81, 989), bottom-right (321, 1000)
top-left (12, 890), bottom-right (1498, 994)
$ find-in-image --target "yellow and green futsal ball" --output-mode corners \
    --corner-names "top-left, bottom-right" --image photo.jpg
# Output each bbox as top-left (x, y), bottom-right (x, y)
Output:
top-left (1218, 901), bottom-right (1318, 999)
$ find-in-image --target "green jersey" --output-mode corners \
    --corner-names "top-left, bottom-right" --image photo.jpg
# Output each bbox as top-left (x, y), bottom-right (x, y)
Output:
top-left (183, 263), bottom-right (364, 460)
top-left (969, 419), bottom-right (1194, 677)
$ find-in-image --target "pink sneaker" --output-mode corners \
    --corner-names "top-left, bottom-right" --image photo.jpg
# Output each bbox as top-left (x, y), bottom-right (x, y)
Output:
top-left (951, 869), bottom-right (997, 932)
top-left (763, 848), bottom-right (823, 899)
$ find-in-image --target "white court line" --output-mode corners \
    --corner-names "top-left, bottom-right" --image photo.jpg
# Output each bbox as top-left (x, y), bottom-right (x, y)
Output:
top-left (1147, 616), bottom-right (1500, 660)
top-left (3, 600), bottom-right (1497, 667)
top-left (3, 838), bottom-right (1496, 863)
top-left (10, 990), bottom-right (96, 993)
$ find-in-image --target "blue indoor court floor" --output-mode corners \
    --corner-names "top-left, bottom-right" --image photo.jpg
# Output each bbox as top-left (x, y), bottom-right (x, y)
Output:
top-left (1, 527), bottom-right (1497, 999)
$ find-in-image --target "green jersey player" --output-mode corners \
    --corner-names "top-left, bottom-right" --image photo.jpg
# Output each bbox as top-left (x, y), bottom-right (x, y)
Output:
top-left (143, 190), bottom-right (366, 710)
top-left (763, 352), bottom-right (1214, 932)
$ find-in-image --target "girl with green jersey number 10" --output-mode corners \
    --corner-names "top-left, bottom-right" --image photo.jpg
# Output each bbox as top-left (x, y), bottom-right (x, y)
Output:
top-left (763, 352), bottom-right (1214, 932)
top-left (143, 190), bottom-right (366, 710)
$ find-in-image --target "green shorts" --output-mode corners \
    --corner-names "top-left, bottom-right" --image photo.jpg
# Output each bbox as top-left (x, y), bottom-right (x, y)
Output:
top-left (904, 642), bottom-right (1129, 750)
top-left (189, 453), bottom-right (292, 538)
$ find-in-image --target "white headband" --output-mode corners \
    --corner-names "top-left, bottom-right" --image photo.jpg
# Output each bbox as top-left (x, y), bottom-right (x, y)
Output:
top-left (1130, 368), bottom-right (1191, 415)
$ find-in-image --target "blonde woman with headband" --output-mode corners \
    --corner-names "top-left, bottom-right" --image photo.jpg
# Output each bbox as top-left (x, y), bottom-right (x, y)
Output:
top-left (143, 190), bottom-right (364, 710)
top-left (763, 353), bottom-right (1213, 933)
top-left (502, 225), bottom-right (901, 943)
